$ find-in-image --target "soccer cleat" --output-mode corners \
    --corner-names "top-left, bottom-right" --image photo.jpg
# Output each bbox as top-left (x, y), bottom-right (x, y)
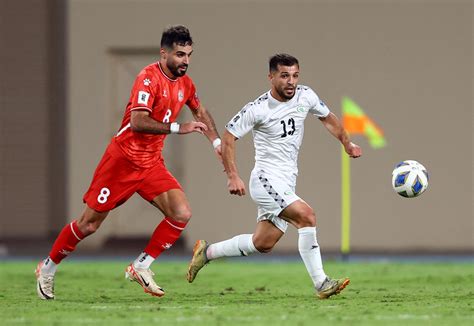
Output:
top-left (316, 277), bottom-right (350, 299)
top-left (186, 240), bottom-right (209, 283)
top-left (35, 261), bottom-right (55, 300)
top-left (125, 263), bottom-right (165, 297)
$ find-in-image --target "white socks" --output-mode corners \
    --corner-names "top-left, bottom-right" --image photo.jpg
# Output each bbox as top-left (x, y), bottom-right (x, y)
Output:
top-left (41, 257), bottom-right (57, 275)
top-left (206, 234), bottom-right (258, 260)
top-left (298, 227), bottom-right (327, 288)
top-left (133, 252), bottom-right (155, 269)
top-left (200, 228), bottom-right (327, 289)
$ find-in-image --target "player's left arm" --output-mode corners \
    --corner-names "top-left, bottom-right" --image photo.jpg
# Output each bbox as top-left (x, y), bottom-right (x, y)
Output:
top-left (319, 112), bottom-right (362, 158)
top-left (191, 105), bottom-right (222, 162)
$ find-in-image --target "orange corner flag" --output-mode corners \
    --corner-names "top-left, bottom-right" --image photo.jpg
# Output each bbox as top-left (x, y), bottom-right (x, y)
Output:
top-left (342, 97), bottom-right (386, 149)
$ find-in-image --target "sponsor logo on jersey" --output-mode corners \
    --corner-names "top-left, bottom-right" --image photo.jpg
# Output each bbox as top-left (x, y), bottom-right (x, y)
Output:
top-left (138, 91), bottom-right (150, 105)
top-left (178, 90), bottom-right (184, 102)
top-left (284, 190), bottom-right (293, 195)
top-left (143, 78), bottom-right (151, 86)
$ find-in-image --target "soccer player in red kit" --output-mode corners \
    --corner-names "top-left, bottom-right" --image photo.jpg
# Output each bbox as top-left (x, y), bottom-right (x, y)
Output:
top-left (35, 25), bottom-right (222, 299)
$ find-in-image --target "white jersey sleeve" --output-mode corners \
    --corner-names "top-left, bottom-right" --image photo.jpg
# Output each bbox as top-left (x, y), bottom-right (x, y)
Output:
top-left (305, 87), bottom-right (330, 118)
top-left (225, 103), bottom-right (259, 139)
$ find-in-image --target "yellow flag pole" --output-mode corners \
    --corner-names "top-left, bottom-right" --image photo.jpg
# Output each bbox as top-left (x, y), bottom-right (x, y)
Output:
top-left (341, 145), bottom-right (351, 258)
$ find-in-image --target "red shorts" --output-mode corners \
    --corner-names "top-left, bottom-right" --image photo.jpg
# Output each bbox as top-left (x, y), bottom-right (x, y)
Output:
top-left (83, 141), bottom-right (182, 212)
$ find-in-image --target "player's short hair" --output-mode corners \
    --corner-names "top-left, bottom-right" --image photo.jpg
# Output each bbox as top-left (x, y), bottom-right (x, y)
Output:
top-left (269, 53), bottom-right (299, 72)
top-left (160, 25), bottom-right (193, 49)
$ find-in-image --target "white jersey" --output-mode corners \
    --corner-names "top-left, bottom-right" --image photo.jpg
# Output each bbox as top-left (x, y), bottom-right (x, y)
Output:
top-left (226, 85), bottom-right (330, 184)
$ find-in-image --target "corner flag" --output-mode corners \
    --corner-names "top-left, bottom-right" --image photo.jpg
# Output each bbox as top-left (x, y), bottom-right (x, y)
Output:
top-left (341, 97), bottom-right (386, 255)
top-left (342, 96), bottom-right (386, 149)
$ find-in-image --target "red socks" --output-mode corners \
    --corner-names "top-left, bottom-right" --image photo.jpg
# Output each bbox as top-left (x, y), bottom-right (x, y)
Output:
top-left (48, 217), bottom-right (186, 263)
top-left (144, 217), bottom-right (187, 258)
top-left (49, 220), bottom-right (85, 264)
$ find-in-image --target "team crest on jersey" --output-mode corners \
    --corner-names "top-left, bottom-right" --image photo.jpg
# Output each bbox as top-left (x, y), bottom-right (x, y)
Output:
top-left (178, 90), bottom-right (184, 102)
top-left (163, 89), bottom-right (168, 97)
top-left (296, 106), bottom-right (307, 113)
top-left (143, 78), bottom-right (151, 86)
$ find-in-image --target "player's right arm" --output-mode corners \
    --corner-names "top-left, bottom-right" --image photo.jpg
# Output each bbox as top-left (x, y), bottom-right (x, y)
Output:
top-left (130, 111), bottom-right (207, 134)
top-left (223, 102), bottom-right (259, 196)
top-left (222, 130), bottom-right (246, 196)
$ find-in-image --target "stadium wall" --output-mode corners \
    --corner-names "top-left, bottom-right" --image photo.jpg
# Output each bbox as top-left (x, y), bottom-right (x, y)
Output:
top-left (0, 0), bottom-right (66, 240)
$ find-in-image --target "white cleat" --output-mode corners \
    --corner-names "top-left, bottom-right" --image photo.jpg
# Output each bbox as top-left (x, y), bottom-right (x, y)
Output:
top-left (125, 263), bottom-right (165, 297)
top-left (35, 261), bottom-right (55, 300)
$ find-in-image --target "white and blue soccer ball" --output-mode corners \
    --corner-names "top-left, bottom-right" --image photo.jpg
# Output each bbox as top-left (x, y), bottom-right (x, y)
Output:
top-left (391, 160), bottom-right (429, 198)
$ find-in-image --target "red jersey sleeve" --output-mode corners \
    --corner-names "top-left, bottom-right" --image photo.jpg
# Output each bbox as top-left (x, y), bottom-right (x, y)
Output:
top-left (129, 72), bottom-right (158, 113)
top-left (186, 81), bottom-right (200, 111)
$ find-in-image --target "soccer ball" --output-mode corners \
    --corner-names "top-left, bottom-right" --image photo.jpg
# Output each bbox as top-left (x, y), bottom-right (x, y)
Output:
top-left (391, 160), bottom-right (429, 198)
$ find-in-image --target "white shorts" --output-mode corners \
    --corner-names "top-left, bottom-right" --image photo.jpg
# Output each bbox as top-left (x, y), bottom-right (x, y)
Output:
top-left (249, 169), bottom-right (300, 233)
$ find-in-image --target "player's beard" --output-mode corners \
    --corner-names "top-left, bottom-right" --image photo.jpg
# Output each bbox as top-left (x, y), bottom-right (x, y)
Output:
top-left (276, 86), bottom-right (296, 100)
top-left (167, 61), bottom-right (188, 78)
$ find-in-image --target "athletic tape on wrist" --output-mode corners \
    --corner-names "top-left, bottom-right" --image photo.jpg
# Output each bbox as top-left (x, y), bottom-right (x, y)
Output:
top-left (170, 122), bottom-right (180, 134)
top-left (212, 138), bottom-right (222, 149)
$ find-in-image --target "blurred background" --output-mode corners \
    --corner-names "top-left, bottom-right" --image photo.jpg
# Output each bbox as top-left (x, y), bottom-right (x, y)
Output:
top-left (0, 0), bottom-right (472, 259)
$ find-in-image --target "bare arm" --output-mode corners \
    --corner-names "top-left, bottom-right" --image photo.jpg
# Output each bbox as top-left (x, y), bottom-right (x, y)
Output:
top-left (191, 105), bottom-right (220, 142)
top-left (192, 105), bottom-right (223, 162)
top-left (319, 112), bottom-right (362, 158)
top-left (222, 130), bottom-right (246, 196)
top-left (130, 110), bottom-right (207, 134)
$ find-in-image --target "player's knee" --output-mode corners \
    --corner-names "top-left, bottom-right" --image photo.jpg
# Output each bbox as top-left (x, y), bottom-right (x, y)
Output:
top-left (255, 243), bottom-right (274, 253)
top-left (77, 208), bottom-right (108, 236)
top-left (253, 239), bottom-right (275, 253)
top-left (170, 207), bottom-right (192, 223)
top-left (295, 210), bottom-right (316, 228)
top-left (80, 221), bottom-right (102, 236)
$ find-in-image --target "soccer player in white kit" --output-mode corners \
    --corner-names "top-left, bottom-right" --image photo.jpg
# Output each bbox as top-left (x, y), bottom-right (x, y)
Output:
top-left (187, 54), bottom-right (362, 299)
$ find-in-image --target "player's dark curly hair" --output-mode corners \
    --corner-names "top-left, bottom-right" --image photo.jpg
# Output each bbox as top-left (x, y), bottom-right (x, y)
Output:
top-left (269, 53), bottom-right (299, 72)
top-left (161, 25), bottom-right (193, 49)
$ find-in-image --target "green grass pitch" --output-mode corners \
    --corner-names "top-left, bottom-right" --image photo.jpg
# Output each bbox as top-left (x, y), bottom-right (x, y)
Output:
top-left (1, 260), bottom-right (473, 325)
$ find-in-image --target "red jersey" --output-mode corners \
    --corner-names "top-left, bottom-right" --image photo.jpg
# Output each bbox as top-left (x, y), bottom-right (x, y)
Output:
top-left (113, 62), bottom-right (200, 168)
